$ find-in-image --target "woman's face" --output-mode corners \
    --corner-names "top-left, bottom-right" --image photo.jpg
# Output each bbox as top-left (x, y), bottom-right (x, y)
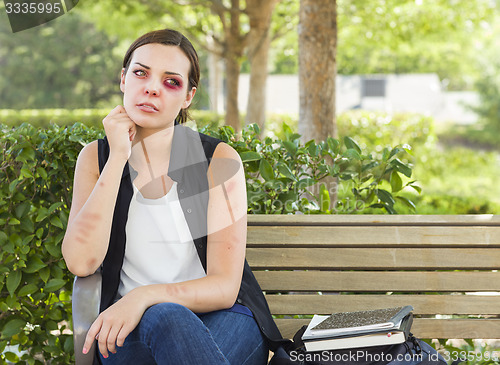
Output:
top-left (120, 43), bottom-right (195, 131)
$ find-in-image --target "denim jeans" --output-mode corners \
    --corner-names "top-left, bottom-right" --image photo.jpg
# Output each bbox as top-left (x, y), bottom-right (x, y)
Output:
top-left (99, 302), bottom-right (269, 365)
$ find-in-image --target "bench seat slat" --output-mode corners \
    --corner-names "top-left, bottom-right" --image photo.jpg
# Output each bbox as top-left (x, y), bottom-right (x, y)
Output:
top-left (247, 226), bottom-right (500, 247)
top-left (247, 248), bottom-right (500, 270)
top-left (265, 294), bottom-right (500, 315)
top-left (274, 318), bottom-right (500, 340)
top-left (247, 214), bottom-right (500, 226)
top-left (253, 271), bottom-right (500, 292)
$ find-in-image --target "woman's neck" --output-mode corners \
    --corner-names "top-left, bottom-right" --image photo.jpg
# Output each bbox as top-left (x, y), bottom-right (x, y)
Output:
top-left (129, 125), bottom-right (175, 176)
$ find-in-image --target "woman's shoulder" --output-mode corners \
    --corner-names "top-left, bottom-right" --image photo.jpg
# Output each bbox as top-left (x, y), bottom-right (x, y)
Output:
top-left (75, 140), bottom-right (99, 176)
top-left (78, 140), bottom-right (99, 159)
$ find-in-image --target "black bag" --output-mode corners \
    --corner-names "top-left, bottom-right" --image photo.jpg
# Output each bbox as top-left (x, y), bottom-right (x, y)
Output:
top-left (269, 325), bottom-right (448, 365)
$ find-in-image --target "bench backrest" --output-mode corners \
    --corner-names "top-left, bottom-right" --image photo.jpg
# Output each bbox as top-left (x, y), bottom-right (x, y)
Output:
top-left (246, 215), bottom-right (500, 340)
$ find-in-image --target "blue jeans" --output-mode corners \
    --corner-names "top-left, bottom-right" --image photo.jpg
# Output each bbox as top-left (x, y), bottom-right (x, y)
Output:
top-left (99, 302), bottom-right (269, 365)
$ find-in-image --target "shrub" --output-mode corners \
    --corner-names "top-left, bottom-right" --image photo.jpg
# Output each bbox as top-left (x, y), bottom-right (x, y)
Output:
top-left (0, 109), bottom-right (225, 130)
top-left (203, 123), bottom-right (417, 215)
top-left (0, 123), bottom-right (103, 364)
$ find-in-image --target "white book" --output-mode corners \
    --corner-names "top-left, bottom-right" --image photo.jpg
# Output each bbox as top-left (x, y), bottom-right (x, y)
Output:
top-left (302, 313), bottom-right (413, 352)
top-left (303, 306), bottom-right (413, 340)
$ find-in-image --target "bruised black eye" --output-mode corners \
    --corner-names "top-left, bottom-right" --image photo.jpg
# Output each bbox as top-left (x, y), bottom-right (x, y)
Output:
top-left (164, 78), bottom-right (183, 89)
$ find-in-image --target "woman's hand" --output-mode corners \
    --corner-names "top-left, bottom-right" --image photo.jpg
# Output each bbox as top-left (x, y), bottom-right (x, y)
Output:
top-left (103, 105), bottom-right (137, 162)
top-left (83, 288), bottom-right (146, 359)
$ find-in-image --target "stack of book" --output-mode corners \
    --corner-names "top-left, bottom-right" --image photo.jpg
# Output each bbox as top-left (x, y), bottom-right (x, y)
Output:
top-left (301, 305), bottom-right (414, 352)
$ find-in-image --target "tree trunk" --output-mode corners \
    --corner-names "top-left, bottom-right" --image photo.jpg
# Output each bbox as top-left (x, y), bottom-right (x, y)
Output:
top-left (245, 0), bottom-right (280, 132)
top-left (298, 0), bottom-right (337, 142)
top-left (207, 38), bottom-right (224, 114)
top-left (223, 0), bottom-right (245, 134)
top-left (224, 54), bottom-right (242, 133)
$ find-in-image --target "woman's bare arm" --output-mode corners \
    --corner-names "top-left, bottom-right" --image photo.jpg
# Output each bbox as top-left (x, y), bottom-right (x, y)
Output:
top-left (61, 141), bottom-right (128, 277)
top-left (62, 106), bottom-right (136, 277)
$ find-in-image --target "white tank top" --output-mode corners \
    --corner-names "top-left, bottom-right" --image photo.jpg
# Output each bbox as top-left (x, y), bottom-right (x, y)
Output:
top-left (118, 181), bottom-right (206, 297)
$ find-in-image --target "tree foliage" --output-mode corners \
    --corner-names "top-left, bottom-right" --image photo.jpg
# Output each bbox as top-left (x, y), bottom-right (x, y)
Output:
top-left (337, 0), bottom-right (496, 90)
top-left (0, 13), bottom-right (122, 109)
top-left (271, 0), bottom-right (497, 90)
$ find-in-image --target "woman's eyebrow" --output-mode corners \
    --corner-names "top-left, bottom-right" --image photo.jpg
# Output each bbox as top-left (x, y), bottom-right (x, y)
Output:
top-left (134, 62), bottom-right (184, 78)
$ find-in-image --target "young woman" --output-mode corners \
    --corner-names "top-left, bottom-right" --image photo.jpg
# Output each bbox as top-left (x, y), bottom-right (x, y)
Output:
top-left (62, 29), bottom-right (283, 365)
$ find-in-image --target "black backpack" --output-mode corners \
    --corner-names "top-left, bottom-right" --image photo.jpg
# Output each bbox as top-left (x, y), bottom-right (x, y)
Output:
top-left (269, 326), bottom-right (449, 365)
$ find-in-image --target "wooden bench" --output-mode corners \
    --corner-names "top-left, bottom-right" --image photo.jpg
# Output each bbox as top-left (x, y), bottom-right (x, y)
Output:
top-left (74, 214), bottom-right (500, 364)
top-left (246, 214), bottom-right (500, 340)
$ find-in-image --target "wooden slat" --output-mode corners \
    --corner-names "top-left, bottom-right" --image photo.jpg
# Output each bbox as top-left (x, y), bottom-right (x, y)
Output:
top-left (246, 248), bottom-right (500, 270)
top-left (275, 318), bottom-right (500, 340)
top-left (265, 294), bottom-right (500, 315)
top-left (247, 226), bottom-right (500, 247)
top-left (254, 271), bottom-right (500, 292)
top-left (248, 214), bottom-right (500, 226)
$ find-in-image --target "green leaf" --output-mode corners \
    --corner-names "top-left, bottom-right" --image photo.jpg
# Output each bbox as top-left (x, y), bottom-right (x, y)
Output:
top-left (15, 202), bottom-right (31, 219)
top-left (2, 319), bottom-right (26, 338)
top-left (24, 256), bottom-right (47, 273)
top-left (7, 270), bottom-right (22, 296)
top-left (376, 189), bottom-right (395, 207)
top-left (48, 202), bottom-right (63, 214)
top-left (18, 283), bottom-right (39, 296)
top-left (8, 218), bottom-right (20, 225)
top-left (36, 166), bottom-right (48, 179)
top-left (345, 149), bottom-right (362, 160)
top-left (259, 159), bottom-right (274, 181)
top-left (390, 171), bottom-right (403, 193)
top-left (36, 208), bottom-right (48, 222)
top-left (277, 164), bottom-right (296, 181)
top-left (50, 216), bottom-right (64, 229)
top-left (39, 267), bottom-right (50, 283)
top-left (283, 141), bottom-right (297, 156)
top-left (45, 243), bottom-right (61, 258)
top-left (239, 151), bottom-right (261, 162)
top-left (327, 137), bottom-right (340, 154)
top-left (343, 136), bottom-right (361, 154)
top-left (396, 196), bottom-right (417, 211)
top-left (390, 158), bottom-right (412, 178)
top-left (8, 179), bottom-right (19, 193)
top-left (410, 184), bottom-right (422, 194)
top-left (4, 351), bottom-right (19, 362)
top-left (44, 278), bottom-right (66, 292)
top-left (319, 184), bottom-right (331, 213)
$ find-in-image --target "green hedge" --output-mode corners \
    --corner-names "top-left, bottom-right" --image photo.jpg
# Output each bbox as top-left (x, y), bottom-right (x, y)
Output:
top-left (0, 122), bottom-right (414, 363)
top-left (0, 109), bottom-right (225, 130)
top-left (0, 123), bottom-right (104, 364)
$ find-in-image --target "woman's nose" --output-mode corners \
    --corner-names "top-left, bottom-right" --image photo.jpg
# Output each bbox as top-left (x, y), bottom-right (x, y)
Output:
top-left (145, 79), bottom-right (161, 96)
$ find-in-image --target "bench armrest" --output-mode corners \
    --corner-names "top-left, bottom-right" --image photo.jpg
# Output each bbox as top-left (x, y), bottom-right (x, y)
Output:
top-left (72, 271), bottom-right (102, 365)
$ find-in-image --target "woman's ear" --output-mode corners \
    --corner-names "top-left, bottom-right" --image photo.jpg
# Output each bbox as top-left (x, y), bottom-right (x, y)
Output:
top-left (120, 68), bottom-right (126, 93)
top-left (182, 87), bottom-right (197, 109)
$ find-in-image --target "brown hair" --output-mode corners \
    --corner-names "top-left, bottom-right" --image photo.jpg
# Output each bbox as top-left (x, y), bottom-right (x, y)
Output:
top-left (122, 29), bottom-right (200, 124)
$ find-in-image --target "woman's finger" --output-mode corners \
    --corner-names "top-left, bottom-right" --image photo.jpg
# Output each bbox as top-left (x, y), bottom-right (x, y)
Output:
top-left (116, 322), bottom-right (134, 348)
top-left (97, 321), bottom-right (112, 359)
top-left (106, 322), bottom-right (124, 354)
top-left (83, 317), bottom-right (102, 355)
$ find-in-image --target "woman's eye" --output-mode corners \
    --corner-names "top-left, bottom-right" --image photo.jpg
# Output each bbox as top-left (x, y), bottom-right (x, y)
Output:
top-left (164, 78), bottom-right (181, 88)
top-left (133, 70), bottom-right (146, 77)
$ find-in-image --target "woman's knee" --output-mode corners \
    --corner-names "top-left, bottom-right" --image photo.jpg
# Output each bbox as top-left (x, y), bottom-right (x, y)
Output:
top-left (140, 302), bottom-right (199, 333)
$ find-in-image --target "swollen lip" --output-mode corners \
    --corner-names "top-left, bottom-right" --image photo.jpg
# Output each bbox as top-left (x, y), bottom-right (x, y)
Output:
top-left (137, 104), bottom-right (158, 113)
